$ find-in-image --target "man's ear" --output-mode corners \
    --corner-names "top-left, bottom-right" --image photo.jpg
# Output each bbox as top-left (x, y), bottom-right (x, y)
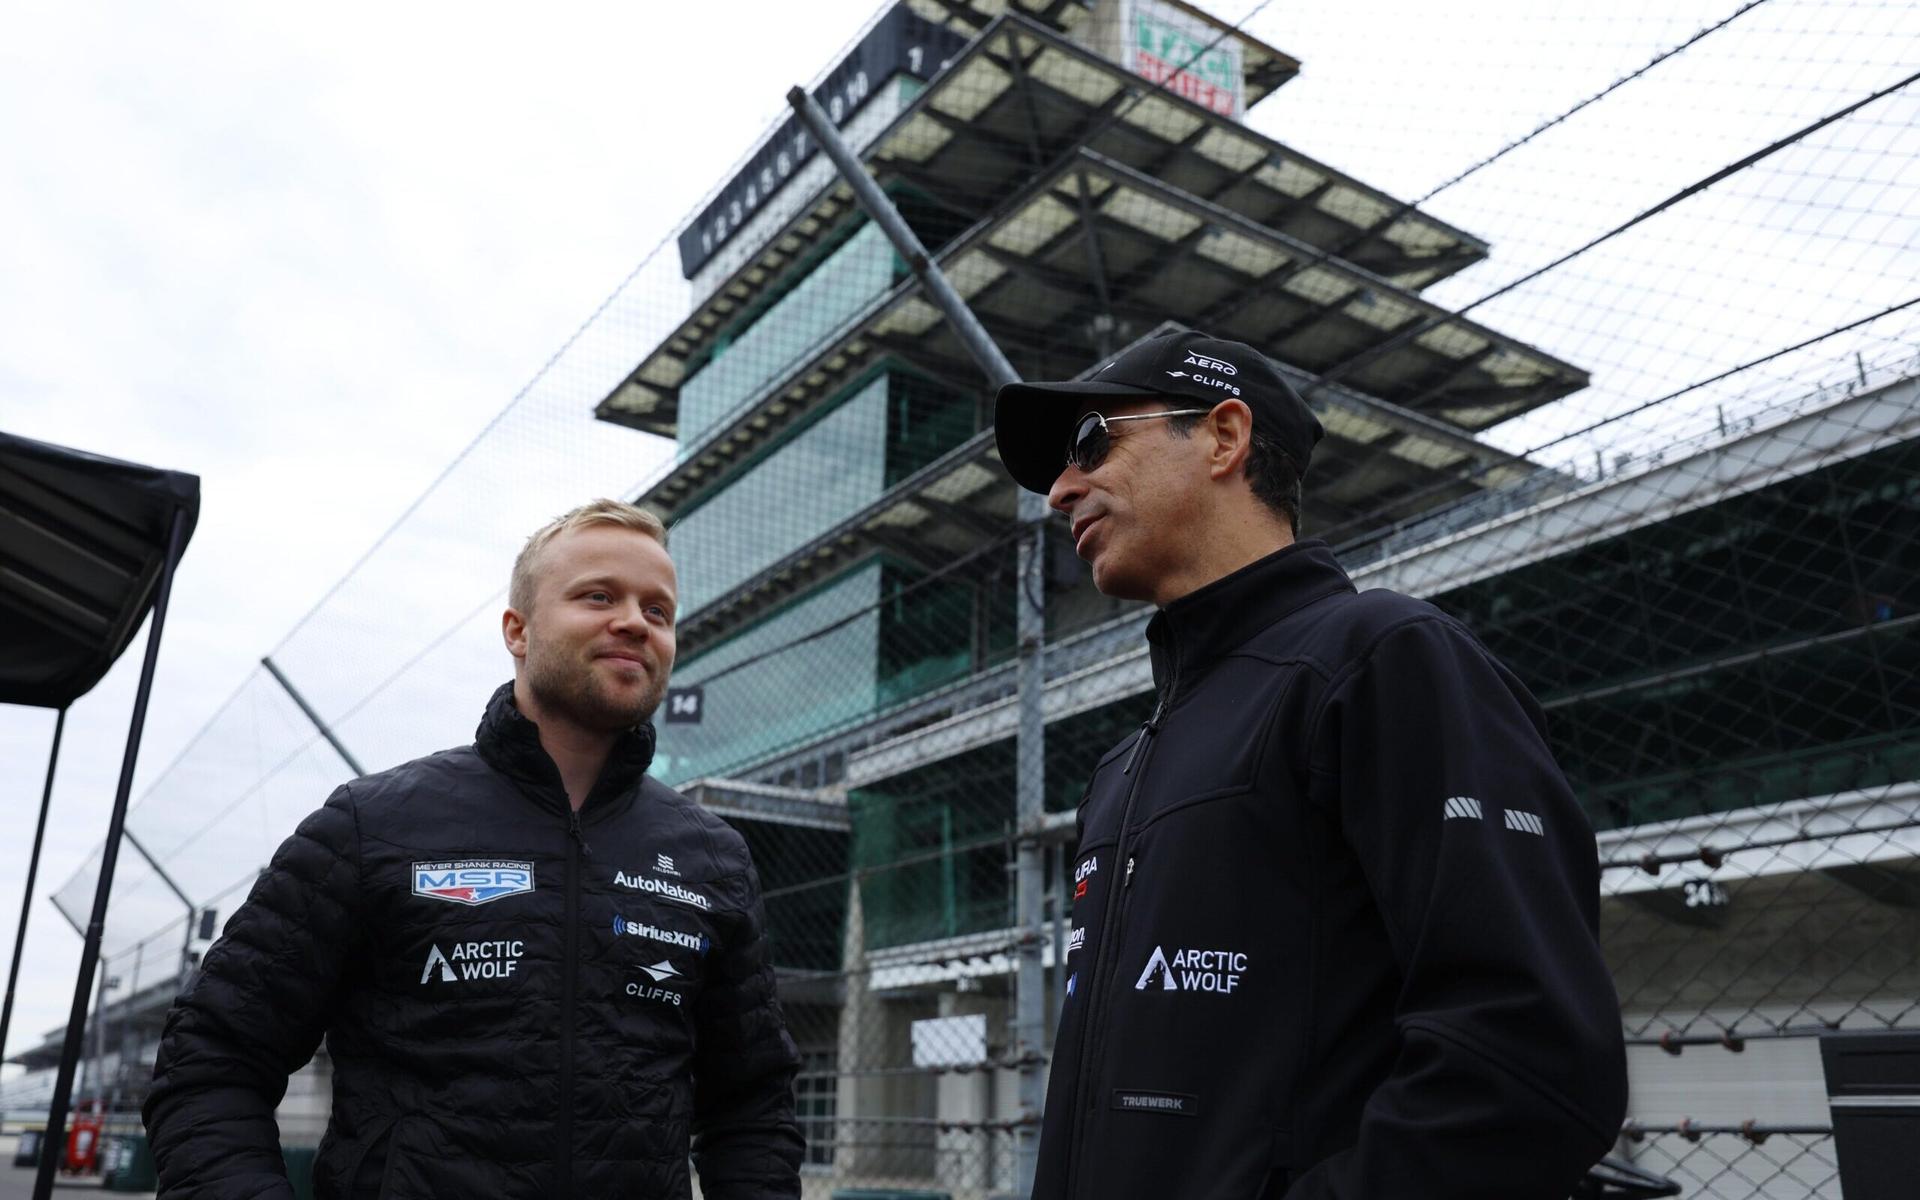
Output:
top-left (1205, 399), bottom-right (1255, 481)
top-left (502, 607), bottom-right (529, 661)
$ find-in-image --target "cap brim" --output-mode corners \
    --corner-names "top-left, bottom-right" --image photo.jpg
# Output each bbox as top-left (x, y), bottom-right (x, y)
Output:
top-left (993, 379), bottom-right (1166, 494)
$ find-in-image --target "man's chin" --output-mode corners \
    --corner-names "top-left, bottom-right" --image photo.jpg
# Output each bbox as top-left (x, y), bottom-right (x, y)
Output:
top-left (586, 686), bottom-right (662, 732)
top-left (1089, 558), bottom-right (1149, 603)
top-left (532, 676), bottom-right (661, 734)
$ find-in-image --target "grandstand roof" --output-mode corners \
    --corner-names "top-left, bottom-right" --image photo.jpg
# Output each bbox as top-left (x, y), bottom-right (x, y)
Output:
top-left (597, 13), bottom-right (1483, 437)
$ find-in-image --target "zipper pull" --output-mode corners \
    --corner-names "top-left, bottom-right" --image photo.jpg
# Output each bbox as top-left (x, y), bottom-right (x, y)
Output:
top-left (1121, 696), bottom-right (1169, 776)
top-left (568, 809), bottom-right (593, 858)
top-left (1124, 857), bottom-right (1136, 889)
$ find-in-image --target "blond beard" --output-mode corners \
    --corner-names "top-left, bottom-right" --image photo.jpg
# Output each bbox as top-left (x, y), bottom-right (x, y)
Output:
top-left (524, 645), bottom-right (666, 732)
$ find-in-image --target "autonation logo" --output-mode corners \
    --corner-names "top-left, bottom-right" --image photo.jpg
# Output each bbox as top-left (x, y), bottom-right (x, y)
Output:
top-left (613, 871), bottom-right (711, 910)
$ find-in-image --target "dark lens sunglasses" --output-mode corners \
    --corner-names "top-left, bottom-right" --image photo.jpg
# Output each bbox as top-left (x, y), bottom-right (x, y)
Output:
top-left (1066, 409), bottom-right (1211, 474)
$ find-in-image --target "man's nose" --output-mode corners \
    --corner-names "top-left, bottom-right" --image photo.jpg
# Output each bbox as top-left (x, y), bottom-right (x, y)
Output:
top-left (608, 599), bottom-right (650, 637)
top-left (1047, 467), bottom-right (1087, 515)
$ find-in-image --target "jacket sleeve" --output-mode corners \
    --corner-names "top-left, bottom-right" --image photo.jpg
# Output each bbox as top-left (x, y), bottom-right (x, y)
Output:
top-left (1290, 616), bottom-right (1627, 1200)
top-left (691, 860), bottom-right (805, 1200)
top-left (143, 787), bottom-right (364, 1200)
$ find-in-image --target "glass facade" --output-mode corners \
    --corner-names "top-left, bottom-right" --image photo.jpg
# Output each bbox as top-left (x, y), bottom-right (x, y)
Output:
top-left (677, 221), bottom-right (902, 450)
top-left (848, 694), bottom-right (1153, 951)
top-left (655, 563), bottom-right (882, 785)
top-left (670, 365), bottom-right (981, 616)
top-left (673, 374), bottom-right (891, 616)
top-left (1434, 436), bottom-right (1920, 830)
top-left (658, 554), bottom-right (998, 788)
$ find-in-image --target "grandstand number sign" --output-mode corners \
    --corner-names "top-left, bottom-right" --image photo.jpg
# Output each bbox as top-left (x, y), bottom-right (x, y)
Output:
top-left (1682, 878), bottom-right (1729, 910)
top-left (665, 686), bottom-right (704, 725)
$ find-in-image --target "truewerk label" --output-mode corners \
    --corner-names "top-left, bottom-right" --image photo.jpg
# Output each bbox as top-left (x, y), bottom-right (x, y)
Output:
top-left (1112, 1090), bottom-right (1199, 1117)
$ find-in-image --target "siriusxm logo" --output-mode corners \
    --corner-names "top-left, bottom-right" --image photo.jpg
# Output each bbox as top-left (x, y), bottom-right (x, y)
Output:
top-left (613, 914), bottom-right (710, 955)
top-left (412, 860), bottom-right (534, 906)
top-left (612, 871), bottom-right (711, 910)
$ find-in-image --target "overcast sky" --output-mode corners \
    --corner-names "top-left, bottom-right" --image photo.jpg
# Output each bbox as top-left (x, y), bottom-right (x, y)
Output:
top-left (1, 0), bottom-right (1913, 1068)
top-left (0, 0), bottom-right (883, 1064)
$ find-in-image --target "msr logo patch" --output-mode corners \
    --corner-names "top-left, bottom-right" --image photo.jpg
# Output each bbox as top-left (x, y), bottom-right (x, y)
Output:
top-left (413, 860), bottom-right (534, 906)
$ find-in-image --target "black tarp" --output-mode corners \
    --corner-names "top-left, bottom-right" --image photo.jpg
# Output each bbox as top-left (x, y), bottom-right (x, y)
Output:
top-left (0, 429), bottom-right (201, 708)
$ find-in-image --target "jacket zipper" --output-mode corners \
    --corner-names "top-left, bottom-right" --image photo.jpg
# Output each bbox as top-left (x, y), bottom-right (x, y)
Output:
top-left (1067, 684), bottom-right (1171, 1200)
top-left (555, 808), bottom-right (588, 1197)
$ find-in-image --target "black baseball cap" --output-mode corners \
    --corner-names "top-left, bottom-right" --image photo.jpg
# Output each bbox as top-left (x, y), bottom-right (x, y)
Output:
top-left (993, 329), bottom-right (1325, 494)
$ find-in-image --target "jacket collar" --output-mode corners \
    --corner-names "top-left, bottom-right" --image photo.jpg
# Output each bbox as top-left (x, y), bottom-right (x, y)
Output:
top-left (474, 680), bottom-right (657, 814)
top-left (1146, 539), bottom-right (1354, 701)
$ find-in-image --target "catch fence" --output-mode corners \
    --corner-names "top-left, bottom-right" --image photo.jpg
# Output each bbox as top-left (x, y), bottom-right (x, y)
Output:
top-left (42, 2), bottom-right (1920, 1196)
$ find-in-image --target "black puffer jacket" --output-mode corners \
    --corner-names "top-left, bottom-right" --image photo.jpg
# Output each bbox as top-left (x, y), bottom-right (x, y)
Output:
top-left (1037, 542), bottom-right (1626, 1199)
top-left (144, 683), bottom-right (803, 1199)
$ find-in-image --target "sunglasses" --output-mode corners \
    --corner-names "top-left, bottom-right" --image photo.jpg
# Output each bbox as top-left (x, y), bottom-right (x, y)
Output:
top-left (1066, 409), bottom-right (1212, 474)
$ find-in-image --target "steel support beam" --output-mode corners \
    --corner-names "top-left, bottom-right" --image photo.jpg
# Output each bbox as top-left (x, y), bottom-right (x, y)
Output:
top-left (789, 84), bottom-right (1046, 1194)
top-left (262, 654), bottom-right (366, 776)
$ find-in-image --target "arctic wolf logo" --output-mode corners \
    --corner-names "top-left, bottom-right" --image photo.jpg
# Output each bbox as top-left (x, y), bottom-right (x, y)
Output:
top-left (1135, 945), bottom-right (1247, 994)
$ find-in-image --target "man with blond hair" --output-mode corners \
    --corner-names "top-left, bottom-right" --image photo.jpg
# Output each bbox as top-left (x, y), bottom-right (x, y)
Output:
top-left (145, 499), bottom-right (804, 1199)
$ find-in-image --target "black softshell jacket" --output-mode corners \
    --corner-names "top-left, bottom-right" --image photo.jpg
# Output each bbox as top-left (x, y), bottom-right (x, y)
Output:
top-left (1036, 541), bottom-right (1627, 1200)
top-left (144, 683), bottom-right (803, 1199)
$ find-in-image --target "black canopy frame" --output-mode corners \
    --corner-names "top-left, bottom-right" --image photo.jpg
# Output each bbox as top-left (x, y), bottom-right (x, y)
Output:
top-left (0, 429), bottom-right (198, 1200)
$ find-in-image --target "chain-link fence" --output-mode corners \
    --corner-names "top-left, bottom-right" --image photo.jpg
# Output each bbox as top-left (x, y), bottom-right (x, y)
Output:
top-left (33, 1), bottom-right (1919, 1196)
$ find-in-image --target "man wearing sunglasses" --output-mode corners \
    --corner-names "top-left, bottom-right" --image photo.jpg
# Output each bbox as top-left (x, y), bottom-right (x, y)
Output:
top-left (995, 329), bottom-right (1625, 1199)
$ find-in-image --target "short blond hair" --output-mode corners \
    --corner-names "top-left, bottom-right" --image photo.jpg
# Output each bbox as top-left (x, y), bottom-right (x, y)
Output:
top-left (510, 498), bottom-right (668, 613)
